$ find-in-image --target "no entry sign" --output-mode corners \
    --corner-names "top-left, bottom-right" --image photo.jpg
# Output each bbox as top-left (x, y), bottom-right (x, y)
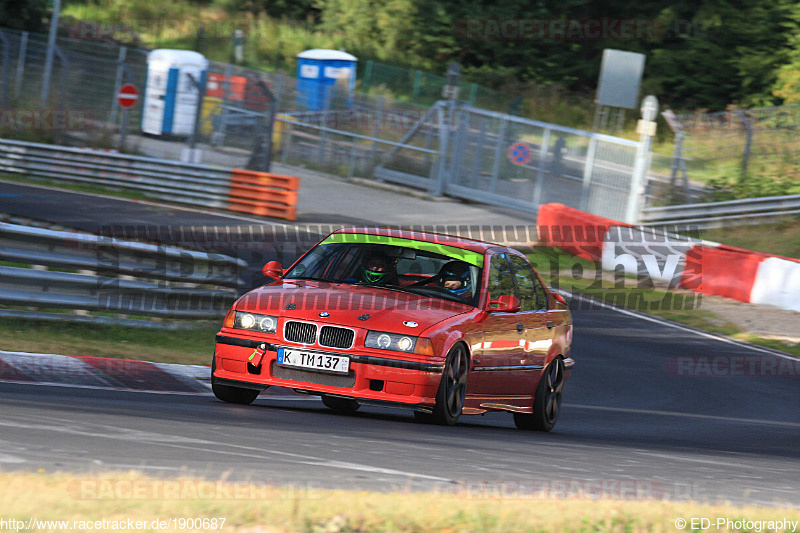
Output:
top-left (117, 83), bottom-right (139, 109)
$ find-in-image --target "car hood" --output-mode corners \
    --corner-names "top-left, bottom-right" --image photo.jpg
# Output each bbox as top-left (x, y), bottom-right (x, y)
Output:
top-left (235, 280), bottom-right (473, 332)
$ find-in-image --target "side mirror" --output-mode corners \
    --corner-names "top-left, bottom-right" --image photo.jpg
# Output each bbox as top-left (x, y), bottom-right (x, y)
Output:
top-left (262, 260), bottom-right (284, 280)
top-left (553, 293), bottom-right (567, 305)
top-left (487, 295), bottom-right (521, 313)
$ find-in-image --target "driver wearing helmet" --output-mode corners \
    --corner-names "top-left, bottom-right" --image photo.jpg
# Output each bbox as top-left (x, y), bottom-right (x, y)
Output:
top-left (440, 261), bottom-right (472, 297)
top-left (361, 252), bottom-right (399, 285)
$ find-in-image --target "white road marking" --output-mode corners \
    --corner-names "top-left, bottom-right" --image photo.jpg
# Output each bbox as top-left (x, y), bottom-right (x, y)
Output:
top-left (0, 417), bottom-right (451, 482)
top-left (561, 289), bottom-right (799, 361)
top-left (566, 403), bottom-right (800, 428)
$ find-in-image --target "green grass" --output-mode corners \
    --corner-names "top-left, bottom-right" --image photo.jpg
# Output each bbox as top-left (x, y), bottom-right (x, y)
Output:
top-left (0, 174), bottom-right (151, 202)
top-left (2, 471), bottom-right (799, 533)
top-left (0, 316), bottom-right (219, 365)
top-left (699, 218), bottom-right (800, 258)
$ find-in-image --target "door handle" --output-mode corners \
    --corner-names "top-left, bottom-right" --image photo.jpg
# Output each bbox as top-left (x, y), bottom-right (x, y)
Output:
top-left (516, 323), bottom-right (525, 333)
top-left (547, 320), bottom-right (554, 330)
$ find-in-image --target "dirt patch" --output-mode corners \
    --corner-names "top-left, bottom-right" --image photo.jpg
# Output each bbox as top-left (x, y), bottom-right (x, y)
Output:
top-left (695, 295), bottom-right (800, 344)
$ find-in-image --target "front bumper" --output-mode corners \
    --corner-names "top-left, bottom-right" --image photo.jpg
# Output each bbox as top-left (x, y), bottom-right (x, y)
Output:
top-left (213, 333), bottom-right (445, 408)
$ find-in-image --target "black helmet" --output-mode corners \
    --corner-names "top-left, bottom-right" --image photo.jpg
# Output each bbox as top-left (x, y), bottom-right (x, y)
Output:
top-left (362, 253), bottom-right (392, 284)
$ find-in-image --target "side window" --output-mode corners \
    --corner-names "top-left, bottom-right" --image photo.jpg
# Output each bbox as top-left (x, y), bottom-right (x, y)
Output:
top-left (532, 274), bottom-right (548, 311)
top-left (488, 253), bottom-right (514, 300)
top-left (508, 254), bottom-right (547, 311)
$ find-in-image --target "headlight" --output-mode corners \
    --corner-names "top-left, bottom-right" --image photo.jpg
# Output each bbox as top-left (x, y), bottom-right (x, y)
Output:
top-left (234, 312), bottom-right (278, 334)
top-left (365, 331), bottom-right (417, 353)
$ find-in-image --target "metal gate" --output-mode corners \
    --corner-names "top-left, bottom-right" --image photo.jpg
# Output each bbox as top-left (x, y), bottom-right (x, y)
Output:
top-left (376, 102), bottom-right (645, 221)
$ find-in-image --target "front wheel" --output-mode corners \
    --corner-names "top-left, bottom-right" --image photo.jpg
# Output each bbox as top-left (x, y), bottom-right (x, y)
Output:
top-left (212, 382), bottom-right (260, 405)
top-left (514, 357), bottom-right (564, 432)
top-left (431, 343), bottom-right (469, 426)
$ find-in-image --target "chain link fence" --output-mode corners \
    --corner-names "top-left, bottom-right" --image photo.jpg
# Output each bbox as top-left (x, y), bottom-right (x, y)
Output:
top-left (1, 25), bottom-right (659, 223)
top-left (661, 105), bottom-right (800, 204)
top-left (359, 59), bottom-right (520, 115)
top-left (0, 27), bottom-right (471, 172)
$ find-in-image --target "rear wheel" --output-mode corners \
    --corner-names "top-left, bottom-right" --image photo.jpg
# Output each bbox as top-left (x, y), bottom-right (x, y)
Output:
top-left (431, 343), bottom-right (469, 426)
top-left (514, 357), bottom-right (564, 432)
top-left (211, 354), bottom-right (261, 405)
top-left (321, 395), bottom-right (360, 412)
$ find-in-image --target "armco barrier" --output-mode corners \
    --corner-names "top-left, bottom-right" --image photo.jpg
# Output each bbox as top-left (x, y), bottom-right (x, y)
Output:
top-left (0, 138), bottom-right (301, 222)
top-left (0, 222), bottom-right (247, 322)
top-left (227, 169), bottom-right (299, 221)
top-left (749, 257), bottom-right (800, 311)
top-left (537, 203), bottom-right (631, 261)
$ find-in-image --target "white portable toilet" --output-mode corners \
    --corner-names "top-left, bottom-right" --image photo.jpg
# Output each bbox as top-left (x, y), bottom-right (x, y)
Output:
top-left (141, 49), bottom-right (209, 137)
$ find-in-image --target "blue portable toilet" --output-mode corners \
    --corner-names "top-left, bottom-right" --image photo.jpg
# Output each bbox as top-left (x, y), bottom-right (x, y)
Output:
top-left (296, 49), bottom-right (357, 111)
top-left (142, 49), bottom-right (208, 137)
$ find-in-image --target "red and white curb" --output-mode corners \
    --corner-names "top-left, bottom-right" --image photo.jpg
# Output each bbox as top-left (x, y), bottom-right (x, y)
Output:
top-left (0, 350), bottom-right (211, 394)
top-left (0, 350), bottom-right (309, 398)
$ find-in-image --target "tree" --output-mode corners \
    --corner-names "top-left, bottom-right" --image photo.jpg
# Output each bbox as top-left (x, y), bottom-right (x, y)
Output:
top-left (0, 0), bottom-right (47, 32)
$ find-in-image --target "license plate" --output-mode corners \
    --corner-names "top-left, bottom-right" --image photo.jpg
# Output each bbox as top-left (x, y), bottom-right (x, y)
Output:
top-left (276, 347), bottom-right (350, 374)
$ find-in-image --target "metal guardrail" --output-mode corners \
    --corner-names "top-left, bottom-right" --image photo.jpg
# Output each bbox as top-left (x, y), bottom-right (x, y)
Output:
top-left (640, 194), bottom-right (800, 229)
top-left (0, 137), bottom-right (232, 208)
top-left (0, 222), bottom-right (247, 322)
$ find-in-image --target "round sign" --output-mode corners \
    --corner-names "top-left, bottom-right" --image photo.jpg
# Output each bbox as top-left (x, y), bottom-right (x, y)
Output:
top-left (117, 83), bottom-right (139, 109)
top-left (507, 141), bottom-right (533, 165)
top-left (641, 95), bottom-right (659, 121)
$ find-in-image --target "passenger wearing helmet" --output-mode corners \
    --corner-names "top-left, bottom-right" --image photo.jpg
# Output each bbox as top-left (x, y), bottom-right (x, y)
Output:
top-left (440, 261), bottom-right (472, 297)
top-left (361, 252), bottom-right (399, 285)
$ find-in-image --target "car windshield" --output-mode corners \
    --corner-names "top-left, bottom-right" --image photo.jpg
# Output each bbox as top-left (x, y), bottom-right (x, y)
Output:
top-left (283, 235), bottom-right (484, 306)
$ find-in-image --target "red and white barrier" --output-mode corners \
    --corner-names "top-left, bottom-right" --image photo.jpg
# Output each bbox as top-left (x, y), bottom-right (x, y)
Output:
top-left (750, 257), bottom-right (800, 311)
top-left (537, 203), bottom-right (630, 262)
top-left (680, 245), bottom-right (764, 302)
top-left (601, 226), bottom-right (719, 288)
top-left (537, 203), bottom-right (800, 312)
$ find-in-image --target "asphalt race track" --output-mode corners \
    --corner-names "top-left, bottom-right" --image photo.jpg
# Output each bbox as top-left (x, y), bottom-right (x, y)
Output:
top-left (1, 182), bottom-right (799, 507)
top-left (1, 307), bottom-right (798, 506)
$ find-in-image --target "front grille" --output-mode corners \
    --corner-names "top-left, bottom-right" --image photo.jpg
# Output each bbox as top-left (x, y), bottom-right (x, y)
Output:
top-left (284, 321), bottom-right (317, 344)
top-left (319, 326), bottom-right (355, 349)
top-left (271, 362), bottom-right (356, 388)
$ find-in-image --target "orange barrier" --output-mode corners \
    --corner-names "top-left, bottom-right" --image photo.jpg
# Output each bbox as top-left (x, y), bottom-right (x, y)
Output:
top-left (680, 245), bottom-right (764, 302)
top-left (536, 203), bottom-right (630, 261)
top-left (227, 169), bottom-right (299, 221)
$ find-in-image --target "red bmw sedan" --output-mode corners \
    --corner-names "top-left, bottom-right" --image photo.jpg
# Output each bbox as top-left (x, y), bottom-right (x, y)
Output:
top-left (212, 227), bottom-right (574, 430)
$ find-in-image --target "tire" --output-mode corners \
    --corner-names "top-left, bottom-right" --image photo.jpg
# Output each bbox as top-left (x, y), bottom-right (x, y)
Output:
top-left (211, 353), bottom-right (261, 405)
top-left (514, 357), bottom-right (565, 432)
top-left (212, 382), bottom-right (260, 405)
top-left (431, 343), bottom-right (469, 426)
top-left (321, 395), bottom-right (360, 412)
